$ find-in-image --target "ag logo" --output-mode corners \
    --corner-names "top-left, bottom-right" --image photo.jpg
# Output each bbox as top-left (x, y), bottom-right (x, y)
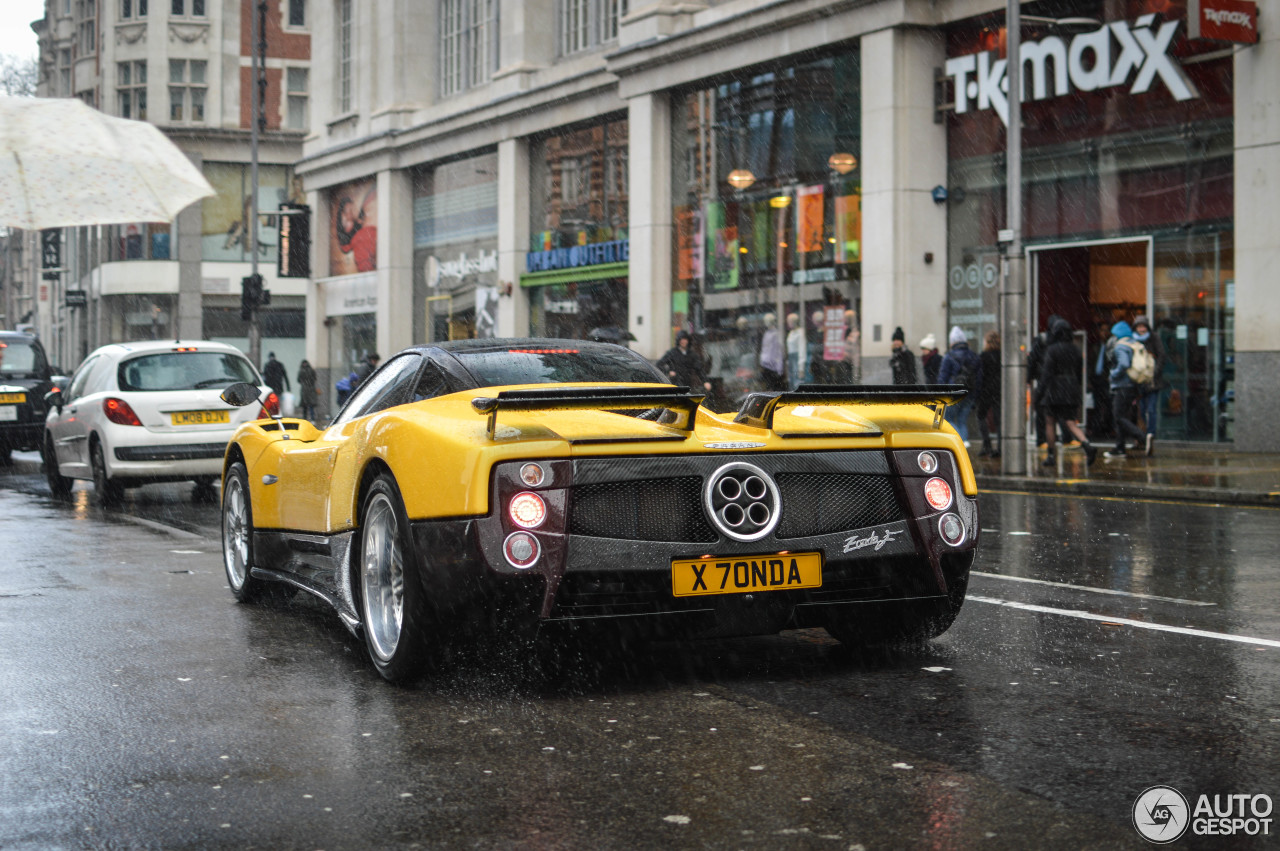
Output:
top-left (1133, 785), bottom-right (1190, 843)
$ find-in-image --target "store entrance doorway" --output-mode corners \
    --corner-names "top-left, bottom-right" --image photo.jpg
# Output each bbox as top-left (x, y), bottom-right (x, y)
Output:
top-left (1029, 238), bottom-right (1152, 440)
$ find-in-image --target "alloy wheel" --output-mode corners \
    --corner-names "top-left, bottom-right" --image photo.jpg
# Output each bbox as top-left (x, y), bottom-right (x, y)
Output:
top-left (222, 475), bottom-right (250, 590)
top-left (361, 493), bottom-right (405, 663)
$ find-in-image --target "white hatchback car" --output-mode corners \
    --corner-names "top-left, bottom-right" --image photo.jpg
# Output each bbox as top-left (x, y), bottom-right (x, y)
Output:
top-left (42, 340), bottom-right (273, 505)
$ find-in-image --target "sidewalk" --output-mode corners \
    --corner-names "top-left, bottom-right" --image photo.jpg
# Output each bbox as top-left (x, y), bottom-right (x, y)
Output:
top-left (972, 441), bottom-right (1280, 507)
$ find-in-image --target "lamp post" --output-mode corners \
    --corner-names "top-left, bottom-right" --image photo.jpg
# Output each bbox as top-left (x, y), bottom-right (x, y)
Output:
top-left (1000, 0), bottom-right (1027, 475)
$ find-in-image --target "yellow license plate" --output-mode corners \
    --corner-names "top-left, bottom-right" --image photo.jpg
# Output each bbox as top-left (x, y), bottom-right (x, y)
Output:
top-left (671, 552), bottom-right (822, 597)
top-left (0, 393), bottom-right (25, 404)
top-left (171, 409), bottom-right (230, 426)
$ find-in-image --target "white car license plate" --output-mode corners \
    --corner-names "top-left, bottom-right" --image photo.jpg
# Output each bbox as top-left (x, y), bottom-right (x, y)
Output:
top-left (0, 406), bottom-right (17, 422)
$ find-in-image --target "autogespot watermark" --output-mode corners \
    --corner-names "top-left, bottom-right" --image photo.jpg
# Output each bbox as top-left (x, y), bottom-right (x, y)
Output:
top-left (1133, 785), bottom-right (1274, 843)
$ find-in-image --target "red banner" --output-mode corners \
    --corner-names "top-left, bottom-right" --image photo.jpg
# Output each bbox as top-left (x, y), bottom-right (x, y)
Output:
top-left (1189, 0), bottom-right (1258, 43)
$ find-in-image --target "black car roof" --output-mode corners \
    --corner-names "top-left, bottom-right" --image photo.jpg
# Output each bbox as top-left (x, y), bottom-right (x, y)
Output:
top-left (412, 338), bottom-right (643, 356)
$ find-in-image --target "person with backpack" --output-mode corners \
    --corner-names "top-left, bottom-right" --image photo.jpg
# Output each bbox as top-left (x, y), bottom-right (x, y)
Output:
top-left (1035, 317), bottom-right (1098, 466)
top-left (937, 325), bottom-right (982, 442)
top-left (1102, 320), bottom-right (1150, 459)
top-left (1131, 314), bottom-right (1164, 456)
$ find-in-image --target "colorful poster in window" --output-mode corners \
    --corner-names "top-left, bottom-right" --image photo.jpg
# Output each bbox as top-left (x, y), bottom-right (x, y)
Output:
top-left (705, 201), bottom-right (739, 291)
top-left (835, 192), bottom-right (861, 263)
top-left (201, 161), bottom-right (287, 262)
top-left (329, 178), bottom-right (378, 276)
top-left (796, 184), bottom-right (825, 254)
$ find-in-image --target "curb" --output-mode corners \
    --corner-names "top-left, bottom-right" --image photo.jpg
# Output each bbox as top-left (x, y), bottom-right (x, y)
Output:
top-left (976, 474), bottom-right (1280, 508)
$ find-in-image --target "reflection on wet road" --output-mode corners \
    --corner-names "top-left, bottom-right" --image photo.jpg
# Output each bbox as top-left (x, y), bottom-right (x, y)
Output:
top-left (0, 461), bottom-right (1277, 848)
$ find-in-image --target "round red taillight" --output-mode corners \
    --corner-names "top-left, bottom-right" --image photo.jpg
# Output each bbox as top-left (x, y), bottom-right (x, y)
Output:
top-left (503, 531), bottom-right (540, 568)
top-left (508, 492), bottom-right (547, 529)
top-left (924, 477), bottom-right (953, 511)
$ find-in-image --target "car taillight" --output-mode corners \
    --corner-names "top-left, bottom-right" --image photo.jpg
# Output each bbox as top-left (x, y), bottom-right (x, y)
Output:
top-left (924, 477), bottom-right (953, 511)
top-left (257, 391), bottom-right (279, 419)
top-left (503, 531), bottom-right (540, 568)
top-left (939, 513), bottom-right (967, 546)
top-left (508, 492), bottom-right (546, 529)
top-left (103, 397), bottom-right (142, 426)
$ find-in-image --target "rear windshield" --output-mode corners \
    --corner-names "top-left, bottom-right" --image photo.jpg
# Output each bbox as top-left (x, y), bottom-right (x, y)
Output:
top-left (453, 346), bottom-right (665, 388)
top-left (118, 352), bottom-right (259, 392)
top-left (0, 340), bottom-right (48, 379)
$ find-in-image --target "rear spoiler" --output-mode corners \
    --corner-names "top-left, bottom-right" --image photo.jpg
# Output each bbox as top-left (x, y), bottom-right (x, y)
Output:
top-left (471, 386), bottom-right (706, 440)
top-left (734, 384), bottom-right (968, 431)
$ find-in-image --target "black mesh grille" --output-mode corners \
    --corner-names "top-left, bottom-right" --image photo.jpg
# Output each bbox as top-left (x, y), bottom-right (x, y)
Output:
top-left (774, 473), bottom-right (903, 538)
top-left (569, 477), bottom-right (717, 543)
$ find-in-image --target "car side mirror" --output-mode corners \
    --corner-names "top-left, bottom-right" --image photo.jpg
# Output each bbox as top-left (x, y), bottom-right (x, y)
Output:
top-left (44, 389), bottom-right (64, 412)
top-left (221, 382), bottom-right (262, 407)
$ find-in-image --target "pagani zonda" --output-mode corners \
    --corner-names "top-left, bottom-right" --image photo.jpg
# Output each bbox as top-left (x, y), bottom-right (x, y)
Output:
top-left (220, 339), bottom-right (978, 682)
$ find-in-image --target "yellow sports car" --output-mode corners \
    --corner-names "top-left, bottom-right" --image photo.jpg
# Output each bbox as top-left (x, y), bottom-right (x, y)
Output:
top-left (219, 339), bottom-right (978, 682)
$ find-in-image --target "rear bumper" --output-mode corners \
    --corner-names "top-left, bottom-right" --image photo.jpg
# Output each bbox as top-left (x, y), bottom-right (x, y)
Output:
top-left (410, 449), bottom-right (978, 639)
top-left (0, 421), bottom-right (43, 450)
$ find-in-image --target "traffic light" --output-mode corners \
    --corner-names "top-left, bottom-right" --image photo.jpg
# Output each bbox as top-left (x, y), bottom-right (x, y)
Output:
top-left (240, 273), bottom-right (264, 321)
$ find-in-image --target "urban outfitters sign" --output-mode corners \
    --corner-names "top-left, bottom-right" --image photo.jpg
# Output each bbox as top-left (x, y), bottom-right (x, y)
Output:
top-left (944, 15), bottom-right (1199, 127)
top-left (525, 240), bottom-right (629, 273)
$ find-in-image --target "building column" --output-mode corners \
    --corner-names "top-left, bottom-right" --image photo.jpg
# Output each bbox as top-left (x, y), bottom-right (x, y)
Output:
top-left (176, 153), bottom-right (203, 341)
top-left (497, 137), bottom-right (531, 337)
top-left (1232, 0), bottom-right (1280, 452)
top-left (375, 168), bottom-right (414, 357)
top-left (859, 28), bottom-right (948, 383)
top-left (628, 91), bottom-right (672, 360)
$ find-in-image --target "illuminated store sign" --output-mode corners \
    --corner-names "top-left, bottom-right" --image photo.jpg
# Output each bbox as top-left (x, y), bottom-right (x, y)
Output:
top-left (944, 15), bottom-right (1199, 126)
top-left (525, 239), bottom-right (629, 273)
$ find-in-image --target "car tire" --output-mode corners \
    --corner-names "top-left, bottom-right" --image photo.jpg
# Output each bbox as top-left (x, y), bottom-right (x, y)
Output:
top-left (43, 434), bottom-right (73, 499)
top-left (826, 553), bottom-right (972, 648)
top-left (358, 472), bottom-right (431, 684)
top-left (90, 440), bottom-right (124, 506)
top-left (221, 461), bottom-right (292, 604)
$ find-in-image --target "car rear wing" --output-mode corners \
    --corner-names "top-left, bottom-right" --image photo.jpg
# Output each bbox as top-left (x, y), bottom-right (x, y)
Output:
top-left (733, 384), bottom-right (968, 431)
top-left (471, 386), bottom-right (706, 440)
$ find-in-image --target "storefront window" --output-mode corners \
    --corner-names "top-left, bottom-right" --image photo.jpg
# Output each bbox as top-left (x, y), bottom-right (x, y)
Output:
top-left (523, 117), bottom-right (630, 343)
top-left (412, 151), bottom-right (499, 342)
top-left (943, 5), bottom-right (1234, 441)
top-left (670, 48), bottom-right (862, 403)
top-left (201, 162), bottom-right (297, 263)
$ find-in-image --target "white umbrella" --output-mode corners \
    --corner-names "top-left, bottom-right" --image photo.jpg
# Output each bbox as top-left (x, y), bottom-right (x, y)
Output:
top-left (0, 96), bottom-right (215, 230)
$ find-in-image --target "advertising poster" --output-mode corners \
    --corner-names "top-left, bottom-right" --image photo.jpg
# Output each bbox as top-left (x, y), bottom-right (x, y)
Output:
top-left (835, 192), bottom-right (862, 263)
top-left (329, 178), bottom-right (378, 277)
top-left (796, 185), bottom-right (825, 254)
top-left (201, 162), bottom-right (287, 262)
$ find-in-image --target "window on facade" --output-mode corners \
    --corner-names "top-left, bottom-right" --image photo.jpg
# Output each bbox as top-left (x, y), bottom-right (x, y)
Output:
top-left (171, 0), bottom-right (203, 15)
top-left (168, 59), bottom-right (206, 122)
top-left (59, 49), bottom-right (72, 96)
top-left (117, 61), bottom-right (147, 119)
top-left (336, 0), bottom-right (352, 113)
top-left (78, 0), bottom-right (97, 55)
top-left (286, 67), bottom-right (308, 130)
top-left (288, 0), bottom-right (305, 27)
top-left (560, 0), bottom-right (626, 56)
top-left (121, 0), bottom-right (147, 17)
top-left (439, 0), bottom-right (495, 98)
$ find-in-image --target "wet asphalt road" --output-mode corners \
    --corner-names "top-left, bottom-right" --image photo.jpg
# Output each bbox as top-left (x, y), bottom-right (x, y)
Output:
top-left (1, 457), bottom-right (1278, 849)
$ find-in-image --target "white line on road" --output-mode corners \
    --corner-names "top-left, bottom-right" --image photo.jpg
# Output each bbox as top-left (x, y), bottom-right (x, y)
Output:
top-left (968, 595), bottom-right (1280, 649)
top-left (971, 571), bottom-right (1216, 607)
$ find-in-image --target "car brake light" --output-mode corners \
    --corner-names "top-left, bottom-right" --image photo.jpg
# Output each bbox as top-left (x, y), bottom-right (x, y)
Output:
top-left (924, 477), bottom-right (953, 511)
top-left (508, 492), bottom-right (547, 529)
top-left (257, 391), bottom-right (279, 419)
top-left (939, 513), bottom-right (966, 546)
top-left (103, 397), bottom-right (143, 426)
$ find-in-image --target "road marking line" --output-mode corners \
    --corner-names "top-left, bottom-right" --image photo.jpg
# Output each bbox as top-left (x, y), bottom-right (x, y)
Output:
top-left (968, 595), bottom-right (1280, 649)
top-left (979, 487), bottom-right (1280, 511)
top-left (972, 572), bottom-right (1215, 607)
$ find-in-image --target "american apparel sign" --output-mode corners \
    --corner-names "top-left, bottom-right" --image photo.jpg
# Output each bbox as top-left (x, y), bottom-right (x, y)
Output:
top-left (945, 15), bottom-right (1199, 127)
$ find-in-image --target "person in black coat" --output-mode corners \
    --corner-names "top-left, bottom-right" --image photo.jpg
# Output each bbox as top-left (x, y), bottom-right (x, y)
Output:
top-left (888, 327), bottom-right (918, 385)
top-left (977, 331), bottom-right (1002, 457)
top-left (657, 330), bottom-right (712, 391)
top-left (262, 352), bottom-right (289, 397)
top-left (1035, 317), bottom-right (1098, 466)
